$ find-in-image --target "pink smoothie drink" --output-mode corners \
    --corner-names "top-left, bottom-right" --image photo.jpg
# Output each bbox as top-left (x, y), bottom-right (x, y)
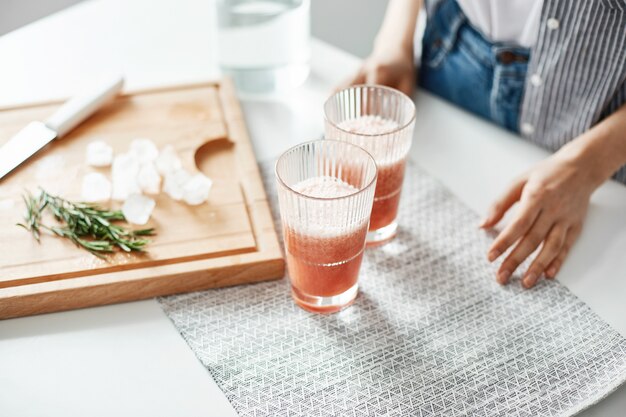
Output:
top-left (337, 115), bottom-right (406, 232)
top-left (325, 86), bottom-right (416, 245)
top-left (285, 176), bottom-right (368, 313)
top-left (369, 158), bottom-right (406, 230)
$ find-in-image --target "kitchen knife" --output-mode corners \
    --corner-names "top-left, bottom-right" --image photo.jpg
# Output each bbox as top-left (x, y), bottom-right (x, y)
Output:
top-left (0, 74), bottom-right (124, 180)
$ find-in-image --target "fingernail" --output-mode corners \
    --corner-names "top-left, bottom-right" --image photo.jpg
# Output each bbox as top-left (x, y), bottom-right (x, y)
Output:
top-left (478, 217), bottom-right (488, 228)
top-left (523, 272), bottom-right (538, 289)
top-left (497, 269), bottom-right (510, 285)
top-left (487, 249), bottom-right (501, 262)
top-left (480, 212), bottom-right (494, 227)
top-left (546, 267), bottom-right (557, 279)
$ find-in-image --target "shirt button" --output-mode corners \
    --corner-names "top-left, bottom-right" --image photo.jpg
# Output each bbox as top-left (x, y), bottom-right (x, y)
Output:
top-left (530, 73), bottom-right (543, 87)
top-left (521, 123), bottom-right (535, 135)
top-left (547, 18), bottom-right (560, 30)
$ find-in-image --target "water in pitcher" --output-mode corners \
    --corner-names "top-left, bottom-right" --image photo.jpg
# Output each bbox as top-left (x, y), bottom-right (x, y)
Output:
top-left (216, 0), bottom-right (311, 93)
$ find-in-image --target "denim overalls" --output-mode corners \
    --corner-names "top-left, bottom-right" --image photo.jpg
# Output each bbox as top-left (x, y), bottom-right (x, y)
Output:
top-left (419, 0), bottom-right (530, 133)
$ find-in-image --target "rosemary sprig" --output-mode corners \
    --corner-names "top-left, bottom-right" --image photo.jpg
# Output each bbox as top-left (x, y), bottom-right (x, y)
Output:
top-left (17, 190), bottom-right (155, 258)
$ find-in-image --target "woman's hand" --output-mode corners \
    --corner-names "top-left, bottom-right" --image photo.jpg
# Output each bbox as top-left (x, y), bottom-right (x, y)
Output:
top-left (480, 150), bottom-right (599, 289)
top-left (480, 102), bottom-right (626, 289)
top-left (339, 46), bottom-right (416, 96)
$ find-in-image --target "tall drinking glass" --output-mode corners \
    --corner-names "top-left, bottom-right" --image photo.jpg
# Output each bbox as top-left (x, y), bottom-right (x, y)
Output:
top-left (275, 140), bottom-right (377, 313)
top-left (324, 85), bottom-right (416, 245)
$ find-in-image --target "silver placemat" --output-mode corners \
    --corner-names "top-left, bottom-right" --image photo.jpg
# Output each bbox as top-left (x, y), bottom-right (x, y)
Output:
top-left (160, 161), bottom-right (626, 416)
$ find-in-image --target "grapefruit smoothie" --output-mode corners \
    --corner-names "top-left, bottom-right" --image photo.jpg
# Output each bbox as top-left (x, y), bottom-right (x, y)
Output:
top-left (337, 115), bottom-right (408, 242)
top-left (369, 158), bottom-right (406, 231)
top-left (276, 140), bottom-right (377, 313)
top-left (325, 85), bottom-right (416, 245)
top-left (285, 176), bottom-right (368, 313)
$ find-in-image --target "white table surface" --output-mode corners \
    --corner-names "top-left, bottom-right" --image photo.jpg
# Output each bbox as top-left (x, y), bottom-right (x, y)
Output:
top-left (1, 1), bottom-right (625, 416)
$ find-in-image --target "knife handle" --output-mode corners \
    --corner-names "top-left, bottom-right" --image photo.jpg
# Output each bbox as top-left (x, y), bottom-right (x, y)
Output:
top-left (46, 75), bottom-right (124, 138)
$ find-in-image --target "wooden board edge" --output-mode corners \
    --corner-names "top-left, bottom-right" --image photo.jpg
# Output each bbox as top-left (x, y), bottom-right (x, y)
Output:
top-left (218, 77), bottom-right (284, 253)
top-left (0, 79), bottom-right (224, 111)
top-left (0, 252), bottom-right (284, 319)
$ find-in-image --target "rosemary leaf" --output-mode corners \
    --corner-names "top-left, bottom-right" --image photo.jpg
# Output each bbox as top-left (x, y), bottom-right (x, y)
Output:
top-left (18, 189), bottom-right (155, 257)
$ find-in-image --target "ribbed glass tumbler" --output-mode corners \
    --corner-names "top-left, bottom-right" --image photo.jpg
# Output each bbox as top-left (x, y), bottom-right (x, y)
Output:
top-left (324, 85), bottom-right (416, 245)
top-left (275, 139), bottom-right (377, 313)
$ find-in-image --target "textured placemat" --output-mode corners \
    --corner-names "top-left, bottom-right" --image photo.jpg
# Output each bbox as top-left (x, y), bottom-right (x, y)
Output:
top-left (160, 161), bottom-right (626, 416)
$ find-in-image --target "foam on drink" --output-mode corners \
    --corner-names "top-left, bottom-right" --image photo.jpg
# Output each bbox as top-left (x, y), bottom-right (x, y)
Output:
top-left (292, 176), bottom-right (357, 198)
top-left (338, 115), bottom-right (399, 137)
top-left (288, 176), bottom-right (366, 237)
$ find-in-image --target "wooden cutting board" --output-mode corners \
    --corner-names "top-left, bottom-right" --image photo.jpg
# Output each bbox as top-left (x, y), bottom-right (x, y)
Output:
top-left (0, 79), bottom-right (284, 319)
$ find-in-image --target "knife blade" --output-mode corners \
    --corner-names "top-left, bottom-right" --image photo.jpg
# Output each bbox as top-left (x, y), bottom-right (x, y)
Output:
top-left (0, 74), bottom-right (124, 181)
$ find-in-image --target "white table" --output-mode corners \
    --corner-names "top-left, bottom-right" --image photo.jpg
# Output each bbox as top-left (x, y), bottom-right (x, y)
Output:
top-left (1, 1), bottom-right (625, 416)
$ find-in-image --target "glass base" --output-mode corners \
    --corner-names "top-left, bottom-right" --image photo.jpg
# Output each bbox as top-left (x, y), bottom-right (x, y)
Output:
top-left (291, 283), bottom-right (358, 314)
top-left (366, 221), bottom-right (398, 247)
top-left (220, 63), bottom-right (310, 94)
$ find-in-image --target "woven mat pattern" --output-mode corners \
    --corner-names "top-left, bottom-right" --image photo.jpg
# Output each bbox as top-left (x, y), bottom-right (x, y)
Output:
top-left (160, 162), bottom-right (626, 416)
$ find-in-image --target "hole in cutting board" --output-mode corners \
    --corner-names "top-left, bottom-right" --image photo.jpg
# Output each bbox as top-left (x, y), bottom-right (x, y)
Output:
top-left (194, 137), bottom-right (236, 179)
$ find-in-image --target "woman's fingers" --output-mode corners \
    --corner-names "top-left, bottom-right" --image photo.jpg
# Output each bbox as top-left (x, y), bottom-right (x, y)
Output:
top-left (351, 70), bottom-right (366, 86)
top-left (487, 198), bottom-right (540, 262)
top-left (480, 177), bottom-right (526, 229)
top-left (521, 224), bottom-right (567, 288)
top-left (335, 70), bottom-right (366, 93)
top-left (545, 225), bottom-right (581, 278)
top-left (366, 65), bottom-right (391, 85)
top-left (495, 212), bottom-right (551, 284)
top-left (398, 76), bottom-right (415, 97)
top-left (337, 58), bottom-right (415, 95)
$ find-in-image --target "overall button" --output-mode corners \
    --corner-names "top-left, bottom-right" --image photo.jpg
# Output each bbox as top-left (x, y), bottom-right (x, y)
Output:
top-left (547, 18), bottom-right (560, 30)
top-left (521, 123), bottom-right (535, 135)
top-left (530, 74), bottom-right (543, 87)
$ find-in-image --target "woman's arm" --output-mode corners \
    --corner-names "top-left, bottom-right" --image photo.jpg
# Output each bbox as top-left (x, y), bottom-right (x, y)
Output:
top-left (374, 0), bottom-right (422, 54)
top-left (338, 0), bottom-right (422, 95)
top-left (568, 103), bottom-right (626, 186)
top-left (481, 103), bottom-right (626, 288)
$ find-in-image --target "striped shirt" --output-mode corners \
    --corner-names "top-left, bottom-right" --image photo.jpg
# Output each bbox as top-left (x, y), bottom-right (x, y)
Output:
top-left (429, 0), bottom-right (626, 184)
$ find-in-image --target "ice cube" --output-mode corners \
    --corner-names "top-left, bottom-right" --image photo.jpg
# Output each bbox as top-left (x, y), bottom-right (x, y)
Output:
top-left (35, 155), bottom-right (67, 180)
top-left (155, 145), bottom-right (182, 176)
top-left (130, 138), bottom-right (159, 163)
top-left (122, 193), bottom-right (155, 225)
top-left (137, 163), bottom-right (161, 195)
top-left (81, 172), bottom-right (112, 202)
top-left (85, 140), bottom-right (113, 167)
top-left (182, 173), bottom-right (213, 205)
top-left (112, 152), bottom-right (140, 180)
top-left (36, 154), bottom-right (66, 179)
top-left (111, 175), bottom-right (141, 201)
top-left (163, 168), bottom-right (191, 201)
